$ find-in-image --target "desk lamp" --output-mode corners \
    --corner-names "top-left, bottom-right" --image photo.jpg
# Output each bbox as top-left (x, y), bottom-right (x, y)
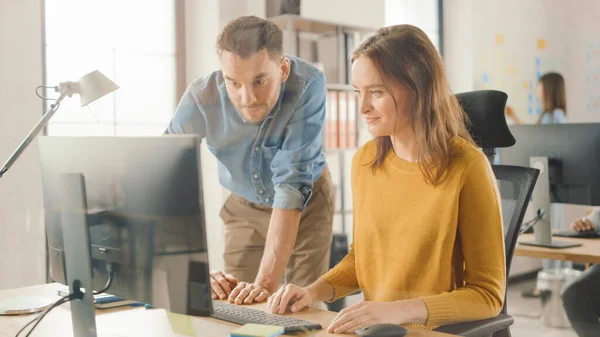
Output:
top-left (0, 70), bottom-right (119, 178)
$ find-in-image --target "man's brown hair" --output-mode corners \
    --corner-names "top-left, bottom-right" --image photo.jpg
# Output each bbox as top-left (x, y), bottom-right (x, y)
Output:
top-left (216, 16), bottom-right (283, 60)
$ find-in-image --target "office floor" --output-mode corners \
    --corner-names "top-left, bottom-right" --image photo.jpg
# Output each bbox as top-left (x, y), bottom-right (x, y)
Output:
top-left (507, 279), bottom-right (578, 337)
top-left (345, 279), bottom-right (578, 337)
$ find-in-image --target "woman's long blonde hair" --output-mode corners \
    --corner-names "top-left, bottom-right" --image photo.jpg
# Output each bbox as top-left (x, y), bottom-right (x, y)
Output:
top-left (352, 24), bottom-right (474, 185)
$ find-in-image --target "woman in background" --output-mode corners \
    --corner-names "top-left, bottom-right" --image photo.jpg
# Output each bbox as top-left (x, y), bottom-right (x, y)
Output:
top-left (505, 72), bottom-right (567, 124)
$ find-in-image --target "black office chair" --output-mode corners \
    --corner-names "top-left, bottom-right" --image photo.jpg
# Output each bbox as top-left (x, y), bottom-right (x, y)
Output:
top-left (434, 90), bottom-right (540, 337)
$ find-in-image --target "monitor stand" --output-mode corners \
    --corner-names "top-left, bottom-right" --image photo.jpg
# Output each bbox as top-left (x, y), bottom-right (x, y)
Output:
top-left (519, 157), bottom-right (581, 249)
top-left (59, 173), bottom-right (128, 337)
top-left (60, 173), bottom-right (99, 337)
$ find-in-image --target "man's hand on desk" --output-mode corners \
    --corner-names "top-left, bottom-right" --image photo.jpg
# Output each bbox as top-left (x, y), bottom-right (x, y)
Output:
top-left (228, 282), bottom-right (271, 304)
top-left (210, 270), bottom-right (238, 300)
top-left (210, 270), bottom-right (271, 304)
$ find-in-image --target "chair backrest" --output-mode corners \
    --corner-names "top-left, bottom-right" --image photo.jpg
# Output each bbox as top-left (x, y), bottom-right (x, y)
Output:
top-left (456, 90), bottom-right (515, 162)
top-left (492, 165), bottom-right (539, 314)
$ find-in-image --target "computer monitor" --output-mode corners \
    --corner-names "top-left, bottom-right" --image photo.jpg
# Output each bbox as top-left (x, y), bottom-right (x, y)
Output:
top-left (39, 136), bottom-right (212, 323)
top-left (498, 123), bottom-right (600, 247)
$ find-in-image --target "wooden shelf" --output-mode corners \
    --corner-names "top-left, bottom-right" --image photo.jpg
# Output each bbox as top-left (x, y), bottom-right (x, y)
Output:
top-left (268, 14), bottom-right (375, 35)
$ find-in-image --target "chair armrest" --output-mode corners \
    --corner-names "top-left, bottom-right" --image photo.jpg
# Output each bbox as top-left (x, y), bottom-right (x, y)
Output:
top-left (433, 314), bottom-right (514, 337)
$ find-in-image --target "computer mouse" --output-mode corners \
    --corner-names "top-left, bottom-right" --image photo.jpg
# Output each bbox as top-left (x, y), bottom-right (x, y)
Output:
top-left (355, 324), bottom-right (408, 337)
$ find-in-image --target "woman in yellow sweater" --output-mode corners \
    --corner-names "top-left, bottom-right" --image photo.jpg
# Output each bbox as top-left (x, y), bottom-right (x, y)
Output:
top-left (267, 24), bottom-right (506, 334)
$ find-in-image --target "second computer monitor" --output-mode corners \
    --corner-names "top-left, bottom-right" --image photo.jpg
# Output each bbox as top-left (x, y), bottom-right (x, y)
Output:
top-left (499, 123), bottom-right (600, 206)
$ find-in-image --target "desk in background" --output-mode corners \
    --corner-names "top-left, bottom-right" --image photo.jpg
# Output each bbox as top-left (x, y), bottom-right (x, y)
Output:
top-left (0, 283), bottom-right (451, 337)
top-left (515, 234), bottom-right (600, 264)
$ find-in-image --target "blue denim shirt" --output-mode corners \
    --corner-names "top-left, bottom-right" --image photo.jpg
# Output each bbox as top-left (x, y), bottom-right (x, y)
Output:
top-left (165, 56), bottom-right (326, 211)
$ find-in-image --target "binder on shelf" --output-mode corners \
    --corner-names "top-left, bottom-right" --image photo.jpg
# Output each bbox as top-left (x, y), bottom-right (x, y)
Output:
top-left (324, 88), bottom-right (359, 150)
top-left (348, 94), bottom-right (357, 148)
top-left (325, 90), bottom-right (339, 150)
top-left (338, 91), bottom-right (348, 148)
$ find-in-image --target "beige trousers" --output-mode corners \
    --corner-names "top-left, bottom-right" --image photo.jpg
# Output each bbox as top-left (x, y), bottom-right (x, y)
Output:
top-left (219, 166), bottom-right (334, 287)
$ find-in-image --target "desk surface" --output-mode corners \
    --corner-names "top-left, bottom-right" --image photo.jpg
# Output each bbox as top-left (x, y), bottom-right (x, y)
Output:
top-left (515, 234), bottom-right (600, 264)
top-left (0, 283), bottom-right (450, 337)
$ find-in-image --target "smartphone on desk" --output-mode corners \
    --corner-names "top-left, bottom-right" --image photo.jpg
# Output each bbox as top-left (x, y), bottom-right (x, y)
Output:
top-left (57, 289), bottom-right (137, 309)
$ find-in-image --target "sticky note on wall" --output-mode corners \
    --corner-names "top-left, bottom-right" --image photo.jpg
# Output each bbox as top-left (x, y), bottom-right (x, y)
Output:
top-left (495, 34), bottom-right (504, 46)
top-left (537, 39), bottom-right (546, 51)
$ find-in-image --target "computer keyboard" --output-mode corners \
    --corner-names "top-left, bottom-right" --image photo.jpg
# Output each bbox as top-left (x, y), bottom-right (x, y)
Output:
top-left (211, 301), bottom-right (322, 333)
top-left (553, 229), bottom-right (600, 239)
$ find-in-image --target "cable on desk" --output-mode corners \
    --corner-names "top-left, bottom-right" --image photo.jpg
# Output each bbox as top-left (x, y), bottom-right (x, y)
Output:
top-left (16, 264), bottom-right (114, 336)
top-left (15, 283), bottom-right (84, 337)
top-left (93, 263), bottom-right (114, 295)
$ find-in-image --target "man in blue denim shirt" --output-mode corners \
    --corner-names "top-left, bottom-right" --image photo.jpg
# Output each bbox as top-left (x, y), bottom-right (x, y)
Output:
top-left (166, 16), bottom-right (334, 305)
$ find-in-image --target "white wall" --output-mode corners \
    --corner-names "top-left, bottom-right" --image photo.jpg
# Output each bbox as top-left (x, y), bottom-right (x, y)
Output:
top-left (444, 0), bottom-right (600, 123)
top-left (301, 0), bottom-right (384, 29)
top-left (443, 0), bottom-right (474, 93)
top-left (184, 0), bottom-right (225, 273)
top-left (566, 1), bottom-right (600, 122)
top-left (385, 0), bottom-right (440, 50)
top-left (0, 0), bottom-right (47, 289)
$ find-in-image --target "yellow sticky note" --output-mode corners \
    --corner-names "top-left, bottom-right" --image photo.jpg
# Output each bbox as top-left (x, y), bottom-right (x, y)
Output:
top-left (230, 324), bottom-right (284, 337)
top-left (523, 81), bottom-right (530, 90)
top-left (508, 67), bottom-right (516, 76)
top-left (166, 311), bottom-right (195, 336)
top-left (537, 39), bottom-right (546, 50)
top-left (495, 34), bottom-right (504, 46)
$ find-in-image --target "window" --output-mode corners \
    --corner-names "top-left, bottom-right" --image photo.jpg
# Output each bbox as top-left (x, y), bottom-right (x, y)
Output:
top-left (384, 0), bottom-right (441, 52)
top-left (44, 0), bottom-right (177, 136)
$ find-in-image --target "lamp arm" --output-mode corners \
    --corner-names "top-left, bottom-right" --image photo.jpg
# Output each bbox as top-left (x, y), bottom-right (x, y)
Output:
top-left (0, 91), bottom-right (68, 178)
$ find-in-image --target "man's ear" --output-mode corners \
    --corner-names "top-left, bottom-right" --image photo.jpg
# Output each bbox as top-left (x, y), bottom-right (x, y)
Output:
top-left (280, 57), bottom-right (291, 82)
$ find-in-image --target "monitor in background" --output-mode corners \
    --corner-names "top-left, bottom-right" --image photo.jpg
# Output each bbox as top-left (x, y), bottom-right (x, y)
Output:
top-left (39, 135), bottom-right (212, 317)
top-left (499, 123), bottom-right (600, 247)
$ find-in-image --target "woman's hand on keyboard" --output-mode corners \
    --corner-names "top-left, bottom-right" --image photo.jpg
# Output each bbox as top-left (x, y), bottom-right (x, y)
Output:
top-left (210, 270), bottom-right (238, 300)
top-left (268, 284), bottom-right (312, 315)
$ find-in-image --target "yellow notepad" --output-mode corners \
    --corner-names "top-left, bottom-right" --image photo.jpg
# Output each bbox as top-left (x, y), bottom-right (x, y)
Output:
top-left (230, 324), bottom-right (284, 337)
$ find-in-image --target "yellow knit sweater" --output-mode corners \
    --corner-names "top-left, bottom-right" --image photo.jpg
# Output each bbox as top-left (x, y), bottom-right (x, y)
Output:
top-left (322, 138), bottom-right (506, 328)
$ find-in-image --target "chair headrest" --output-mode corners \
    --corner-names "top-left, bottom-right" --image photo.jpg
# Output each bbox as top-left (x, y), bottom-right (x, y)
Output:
top-left (456, 90), bottom-right (516, 149)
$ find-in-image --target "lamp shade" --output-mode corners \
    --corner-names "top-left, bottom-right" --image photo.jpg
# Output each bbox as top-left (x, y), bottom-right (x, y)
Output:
top-left (77, 70), bottom-right (119, 107)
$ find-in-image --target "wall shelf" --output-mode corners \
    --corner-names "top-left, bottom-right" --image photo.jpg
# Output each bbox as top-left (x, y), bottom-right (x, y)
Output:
top-left (268, 14), bottom-right (376, 35)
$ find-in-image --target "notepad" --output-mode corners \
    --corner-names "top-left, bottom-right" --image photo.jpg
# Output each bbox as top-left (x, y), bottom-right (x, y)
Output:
top-left (229, 324), bottom-right (284, 337)
top-left (166, 310), bottom-right (195, 336)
